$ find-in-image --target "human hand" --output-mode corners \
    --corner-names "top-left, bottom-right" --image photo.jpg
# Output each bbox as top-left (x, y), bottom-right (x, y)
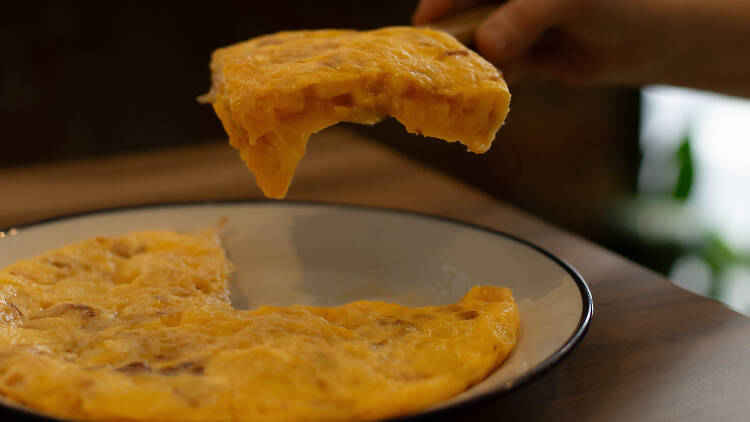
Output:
top-left (413, 0), bottom-right (750, 97)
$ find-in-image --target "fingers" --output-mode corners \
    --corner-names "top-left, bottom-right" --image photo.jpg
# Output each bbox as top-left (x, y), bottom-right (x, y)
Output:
top-left (475, 0), bottom-right (571, 65)
top-left (518, 31), bottom-right (584, 82)
top-left (413, 0), bottom-right (581, 84)
top-left (412, 0), bottom-right (487, 25)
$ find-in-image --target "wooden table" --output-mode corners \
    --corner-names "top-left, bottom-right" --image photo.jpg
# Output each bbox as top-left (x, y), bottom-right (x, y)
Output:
top-left (2, 127), bottom-right (749, 421)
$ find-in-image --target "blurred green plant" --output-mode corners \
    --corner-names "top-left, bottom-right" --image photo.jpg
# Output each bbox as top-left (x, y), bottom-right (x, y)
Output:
top-left (615, 128), bottom-right (750, 313)
top-left (673, 135), bottom-right (694, 201)
top-left (702, 233), bottom-right (740, 298)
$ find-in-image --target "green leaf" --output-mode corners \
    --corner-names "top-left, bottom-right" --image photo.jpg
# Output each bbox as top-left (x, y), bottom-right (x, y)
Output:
top-left (673, 135), bottom-right (694, 201)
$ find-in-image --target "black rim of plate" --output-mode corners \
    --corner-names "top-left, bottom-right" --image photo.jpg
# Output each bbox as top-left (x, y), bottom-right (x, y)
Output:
top-left (0, 200), bottom-right (594, 422)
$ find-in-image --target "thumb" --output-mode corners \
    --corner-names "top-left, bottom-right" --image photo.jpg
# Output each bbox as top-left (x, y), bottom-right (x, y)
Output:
top-left (475, 0), bottom-right (570, 64)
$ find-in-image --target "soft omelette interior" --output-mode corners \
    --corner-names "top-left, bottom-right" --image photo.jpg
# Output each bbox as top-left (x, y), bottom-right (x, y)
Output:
top-left (0, 230), bottom-right (519, 422)
top-left (199, 27), bottom-right (511, 198)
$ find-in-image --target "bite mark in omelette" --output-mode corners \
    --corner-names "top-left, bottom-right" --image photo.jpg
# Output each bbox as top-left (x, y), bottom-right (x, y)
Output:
top-left (199, 27), bottom-right (511, 198)
top-left (0, 230), bottom-right (518, 422)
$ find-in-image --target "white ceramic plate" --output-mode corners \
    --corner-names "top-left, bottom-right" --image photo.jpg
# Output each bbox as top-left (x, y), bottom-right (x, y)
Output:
top-left (0, 201), bottom-right (592, 421)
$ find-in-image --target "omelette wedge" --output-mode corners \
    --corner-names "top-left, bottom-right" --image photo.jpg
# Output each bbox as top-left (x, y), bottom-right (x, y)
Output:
top-left (199, 27), bottom-right (511, 198)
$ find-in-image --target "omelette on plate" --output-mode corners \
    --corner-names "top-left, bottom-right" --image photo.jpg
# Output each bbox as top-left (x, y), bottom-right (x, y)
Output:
top-left (0, 230), bottom-right (519, 422)
top-left (199, 27), bottom-right (511, 198)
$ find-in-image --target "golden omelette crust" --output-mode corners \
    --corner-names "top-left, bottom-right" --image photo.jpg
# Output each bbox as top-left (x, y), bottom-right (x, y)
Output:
top-left (200, 27), bottom-right (511, 198)
top-left (0, 230), bottom-right (519, 422)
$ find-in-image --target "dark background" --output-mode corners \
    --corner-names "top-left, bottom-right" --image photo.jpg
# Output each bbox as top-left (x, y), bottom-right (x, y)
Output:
top-left (1, 1), bottom-right (641, 246)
